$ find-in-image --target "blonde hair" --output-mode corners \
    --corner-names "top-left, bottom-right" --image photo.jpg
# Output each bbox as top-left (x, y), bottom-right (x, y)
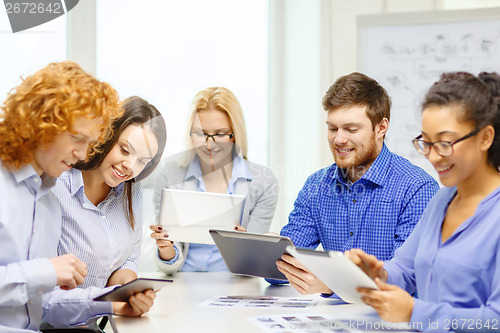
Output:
top-left (181, 87), bottom-right (248, 166)
top-left (0, 61), bottom-right (122, 169)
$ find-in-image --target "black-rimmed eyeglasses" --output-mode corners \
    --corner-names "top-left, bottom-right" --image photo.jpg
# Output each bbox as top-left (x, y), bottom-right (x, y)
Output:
top-left (190, 131), bottom-right (235, 143)
top-left (412, 129), bottom-right (480, 157)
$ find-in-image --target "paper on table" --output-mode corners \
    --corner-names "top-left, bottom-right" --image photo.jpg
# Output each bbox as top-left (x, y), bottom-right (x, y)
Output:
top-left (200, 295), bottom-right (319, 309)
top-left (247, 314), bottom-right (419, 333)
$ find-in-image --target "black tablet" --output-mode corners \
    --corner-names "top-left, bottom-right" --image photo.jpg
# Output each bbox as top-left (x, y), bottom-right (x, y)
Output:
top-left (93, 278), bottom-right (173, 302)
top-left (209, 229), bottom-right (293, 280)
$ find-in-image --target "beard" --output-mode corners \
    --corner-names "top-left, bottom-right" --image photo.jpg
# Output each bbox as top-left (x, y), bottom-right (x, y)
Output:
top-left (331, 134), bottom-right (379, 173)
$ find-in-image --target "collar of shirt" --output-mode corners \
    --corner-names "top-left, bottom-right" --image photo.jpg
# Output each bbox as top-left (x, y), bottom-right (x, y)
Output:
top-left (184, 152), bottom-right (252, 193)
top-left (333, 143), bottom-right (391, 187)
top-left (13, 164), bottom-right (55, 195)
top-left (68, 168), bottom-right (125, 199)
top-left (443, 185), bottom-right (500, 233)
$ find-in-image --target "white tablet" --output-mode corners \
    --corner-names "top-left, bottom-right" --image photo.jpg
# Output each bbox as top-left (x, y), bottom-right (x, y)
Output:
top-left (210, 229), bottom-right (294, 279)
top-left (158, 189), bottom-right (246, 244)
top-left (286, 246), bottom-right (378, 303)
top-left (93, 278), bottom-right (173, 302)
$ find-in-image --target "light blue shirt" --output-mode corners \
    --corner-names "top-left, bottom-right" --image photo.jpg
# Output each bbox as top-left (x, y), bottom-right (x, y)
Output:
top-left (385, 186), bottom-right (500, 332)
top-left (0, 162), bottom-right (58, 332)
top-left (164, 154), bottom-right (251, 272)
top-left (0, 162), bottom-right (110, 332)
top-left (53, 169), bottom-right (142, 288)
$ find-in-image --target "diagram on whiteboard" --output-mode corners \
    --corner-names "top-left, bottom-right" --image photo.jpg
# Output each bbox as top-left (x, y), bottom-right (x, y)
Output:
top-left (360, 16), bottom-right (500, 182)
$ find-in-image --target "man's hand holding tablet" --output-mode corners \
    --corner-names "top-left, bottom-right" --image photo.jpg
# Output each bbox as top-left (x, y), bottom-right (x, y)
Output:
top-left (285, 247), bottom-right (379, 304)
top-left (276, 254), bottom-right (333, 295)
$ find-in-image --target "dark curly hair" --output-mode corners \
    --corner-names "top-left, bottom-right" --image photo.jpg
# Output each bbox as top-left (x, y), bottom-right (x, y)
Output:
top-left (422, 71), bottom-right (500, 169)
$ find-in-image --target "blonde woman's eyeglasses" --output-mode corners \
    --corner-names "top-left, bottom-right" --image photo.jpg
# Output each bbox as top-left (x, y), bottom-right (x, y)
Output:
top-left (190, 131), bottom-right (235, 143)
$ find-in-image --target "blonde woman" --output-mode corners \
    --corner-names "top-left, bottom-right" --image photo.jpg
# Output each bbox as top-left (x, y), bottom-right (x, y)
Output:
top-left (149, 87), bottom-right (278, 273)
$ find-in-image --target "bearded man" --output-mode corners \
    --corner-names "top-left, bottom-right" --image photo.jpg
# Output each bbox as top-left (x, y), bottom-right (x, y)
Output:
top-left (274, 72), bottom-right (439, 295)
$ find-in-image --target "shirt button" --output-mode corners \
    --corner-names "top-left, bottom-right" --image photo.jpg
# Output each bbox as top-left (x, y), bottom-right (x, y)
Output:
top-left (101, 215), bottom-right (106, 220)
top-left (349, 232), bottom-right (354, 236)
top-left (109, 265), bottom-right (113, 269)
top-left (33, 177), bottom-right (39, 183)
top-left (352, 199), bottom-right (356, 203)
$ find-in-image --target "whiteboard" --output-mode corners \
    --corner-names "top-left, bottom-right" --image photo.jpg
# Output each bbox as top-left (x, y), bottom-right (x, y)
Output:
top-left (358, 8), bottom-right (500, 182)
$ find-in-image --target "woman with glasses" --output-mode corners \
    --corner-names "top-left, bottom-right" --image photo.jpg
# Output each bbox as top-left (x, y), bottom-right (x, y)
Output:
top-left (346, 72), bottom-right (500, 331)
top-left (149, 87), bottom-right (279, 273)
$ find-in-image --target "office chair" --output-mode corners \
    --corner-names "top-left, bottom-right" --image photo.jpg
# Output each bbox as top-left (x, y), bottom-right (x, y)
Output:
top-left (41, 315), bottom-right (116, 333)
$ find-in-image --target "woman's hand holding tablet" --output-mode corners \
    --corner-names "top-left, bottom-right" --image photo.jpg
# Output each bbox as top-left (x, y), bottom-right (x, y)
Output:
top-left (94, 278), bottom-right (173, 302)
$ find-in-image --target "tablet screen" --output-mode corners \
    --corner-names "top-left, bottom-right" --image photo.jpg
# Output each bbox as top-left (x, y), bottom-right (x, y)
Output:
top-left (158, 189), bottom-right (246, 244)
top-left (287, 247), bottom-right (378, 303)
top-left (93, 278), bottom-right (173, 302)
top-left (210, 229), bottom-right (293, 280)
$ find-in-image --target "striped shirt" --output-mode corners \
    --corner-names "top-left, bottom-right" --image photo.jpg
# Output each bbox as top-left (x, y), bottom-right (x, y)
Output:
top-left (53, 168), bottom-right (142, 288)
top-left (281, 144), bottom-right (439, 260)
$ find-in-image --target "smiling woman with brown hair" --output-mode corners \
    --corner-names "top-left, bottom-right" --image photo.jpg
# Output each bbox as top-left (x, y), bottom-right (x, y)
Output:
top-left (45, 96), bottom-right (167, 324)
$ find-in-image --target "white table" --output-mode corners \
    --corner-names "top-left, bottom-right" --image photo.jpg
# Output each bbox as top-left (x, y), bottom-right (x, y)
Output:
top-left (112, 272), bottom-right (379, 333)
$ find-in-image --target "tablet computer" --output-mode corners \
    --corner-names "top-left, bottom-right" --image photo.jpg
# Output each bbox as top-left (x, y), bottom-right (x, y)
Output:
top-left (209, 229), bottom-right (293, 280)
top-left (93, 278), bottom-right (173, 302)
top-left (286, 246), bottom-right (378, 303)
top-left (158, 189), bottom-right (246, 244)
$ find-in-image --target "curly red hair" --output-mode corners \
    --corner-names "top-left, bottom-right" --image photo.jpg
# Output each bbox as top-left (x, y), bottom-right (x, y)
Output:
top-left (0, 61), bottom-right (123, 169)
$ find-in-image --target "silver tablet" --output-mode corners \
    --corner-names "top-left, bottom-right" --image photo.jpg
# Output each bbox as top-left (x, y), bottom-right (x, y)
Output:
top-left (286, 246), bottom-right (378, 303)
top-left (158, 189), bottom-right (246, 244)
top-left (93, 278), bottom-right (173, 302)
top-left (209, 229), bottom-right (293, 280)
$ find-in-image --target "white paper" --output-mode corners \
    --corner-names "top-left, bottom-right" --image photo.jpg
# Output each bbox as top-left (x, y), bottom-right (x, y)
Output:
top-left (247, 314), bottom-right (419, 333)
top-left (200, 296), bottom-right (319, 309)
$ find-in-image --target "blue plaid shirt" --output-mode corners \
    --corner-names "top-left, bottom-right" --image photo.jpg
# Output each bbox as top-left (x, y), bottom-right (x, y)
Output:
top-left (281, 144), bottom-right (439, 260)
